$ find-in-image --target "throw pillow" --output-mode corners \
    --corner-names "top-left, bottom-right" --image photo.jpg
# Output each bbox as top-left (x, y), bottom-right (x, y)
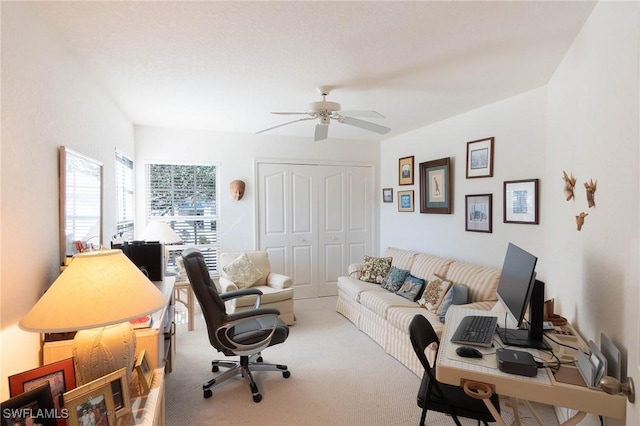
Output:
top-left (437, 284), bottom-right (469, 323)
top-left (221, 253), bottom-right (263, 288)
top-left (418, 274), bottom-right (452, 313)
top-left (396, 274), bottom-right (426, 302)
top-left (382, 266), bottom-right (410, 292)
top-left (359, 255), bottom-right (392, 284)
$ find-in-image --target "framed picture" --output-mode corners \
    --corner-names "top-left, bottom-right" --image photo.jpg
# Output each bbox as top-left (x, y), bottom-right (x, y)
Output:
top-left (466, 137), bottom-right (494, 179)
top-left (382, 188), bottom-right (393, 203)
top-left (419, 157), bottom-right (452, 214)
top-left (397, 190), bottom-right (414, 212)
top-left (1, 382), bottom-right (57, 426)
top-left (398, 156), bottom-right (414, 185)
top-left (100, 368), bottom-right (131, 419)
top-left (134, 350), bottom-right (154, 394)
top-left (63, 377), bottom-right (116, 426)
top-left (465, 194), bottom-right (493, 233)
top-left (504, 179), bottom-right (539, 224)
top-left (9, 357), bottom-right (76, 422)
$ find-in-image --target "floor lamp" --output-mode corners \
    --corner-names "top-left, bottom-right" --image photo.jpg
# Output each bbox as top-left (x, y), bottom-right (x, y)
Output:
top-left (20, 249), bottom-right (167, 385)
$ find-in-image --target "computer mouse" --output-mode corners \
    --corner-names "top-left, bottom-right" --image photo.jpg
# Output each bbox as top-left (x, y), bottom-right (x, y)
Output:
top-left (456, 346), bottom-right (483, 359)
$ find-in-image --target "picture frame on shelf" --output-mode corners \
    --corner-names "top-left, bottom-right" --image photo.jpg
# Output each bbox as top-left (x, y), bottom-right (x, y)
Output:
top-left (397, 190), bottom-right (414, 212)
top-left (1, 382), bottom-right (57, 426)
top-left (100, 368), bottom-right (131, 419)
top-left (8, 357), bottom-right (76, 422)
top-left (419, 157), bottom-right (452, 214)
top-left (466, 137), bottom-right (494, 179)
top-left (134, 349), bottom-right (154, 394)
top-left (382, 188), bottom-right (393, 203)
top-left (465, 194), bottom-right (493, 233)
top-left (398, 156), bottom-right (414, 185)
top-left (63, 377), bottom-right (117, 426)
top-left (504, 179), bottom-right (539, 224)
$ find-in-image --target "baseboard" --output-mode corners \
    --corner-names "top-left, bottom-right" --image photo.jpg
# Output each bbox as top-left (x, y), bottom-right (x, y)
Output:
top-left (555, 406), bottom-right (601, 425)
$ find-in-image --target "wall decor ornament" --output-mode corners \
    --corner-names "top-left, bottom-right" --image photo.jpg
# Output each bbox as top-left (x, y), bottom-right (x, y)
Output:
top-left (584, 179), bottom-right (597, 208)
top-left (465, 194), bottom-right (492, 233)
top-left (562, 171), bottom-right (576, 201)
top-left (503, 179), bottom-right (539, 224)
top-left (230, 180), bottom-right (246, 200)
top-left (398, 156), bottom-right (414, 185)
top-left (419, 157), bottom-right (452, 214)
top-left (466, 137), bottom-right (494, 179)
top-left (397, 190), bottom-right (414, 212)
top-left (576, 212), bottom-right (589, 231)
top-left (382, 188), bottom-right (393, 203)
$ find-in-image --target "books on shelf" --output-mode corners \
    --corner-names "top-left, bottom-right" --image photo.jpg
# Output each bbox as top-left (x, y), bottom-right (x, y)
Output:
top-left (130, 315), bottom-right (153, 329)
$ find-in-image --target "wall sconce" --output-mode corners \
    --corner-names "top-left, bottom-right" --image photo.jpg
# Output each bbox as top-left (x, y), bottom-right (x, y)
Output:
top-left (230, 180), bottom-right (246, 200)
top-left (600, 376), bottom-right (635, 403)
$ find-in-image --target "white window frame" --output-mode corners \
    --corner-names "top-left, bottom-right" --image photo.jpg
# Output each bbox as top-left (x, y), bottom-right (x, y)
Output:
top-left (115, 150), bottom-right (135, 240)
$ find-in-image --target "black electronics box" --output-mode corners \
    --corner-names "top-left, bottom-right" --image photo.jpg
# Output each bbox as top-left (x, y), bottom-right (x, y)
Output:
top-left (496, 348), bottom-right (538, 377)
top-left (112, 240), bottom-right (164, 281)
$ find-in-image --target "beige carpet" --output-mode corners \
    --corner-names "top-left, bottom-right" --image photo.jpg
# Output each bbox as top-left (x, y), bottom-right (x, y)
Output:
top-left (166, 296), bottom-right (559, 426)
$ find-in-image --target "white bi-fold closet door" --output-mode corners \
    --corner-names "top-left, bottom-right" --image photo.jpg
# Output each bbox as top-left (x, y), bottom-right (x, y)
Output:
top-left (257, 162), bottom-right (374, 299)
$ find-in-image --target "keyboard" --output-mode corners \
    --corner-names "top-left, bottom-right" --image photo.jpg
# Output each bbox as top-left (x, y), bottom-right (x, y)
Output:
top-left (450, 315), bottom-right (498, 347)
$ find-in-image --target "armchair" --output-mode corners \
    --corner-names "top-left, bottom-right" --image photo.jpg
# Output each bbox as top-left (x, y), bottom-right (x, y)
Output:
top-left (218, 251), bottom-right (295, 325)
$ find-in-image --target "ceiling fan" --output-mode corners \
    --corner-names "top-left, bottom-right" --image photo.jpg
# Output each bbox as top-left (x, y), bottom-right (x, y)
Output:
top-left (256, 87), bottom-right (391, 141)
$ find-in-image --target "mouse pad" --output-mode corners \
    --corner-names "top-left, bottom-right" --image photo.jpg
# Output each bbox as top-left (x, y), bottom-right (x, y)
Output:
top-left (445, 343), bottom-right (498, 369)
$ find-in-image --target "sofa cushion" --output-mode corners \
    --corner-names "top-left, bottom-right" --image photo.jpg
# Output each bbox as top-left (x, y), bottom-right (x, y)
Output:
top-left (387, 307), bottom-right (444, 338)
top-left (219, 251), bottom-right (272, 286)
top-left (417, 274), bottom-right (451, 312)
top-left (360, 255), bottom-right (393, 284)
top-left (360, 290), bottom-right (419, 318)
top-left (444, 261), bottom-right (500, 303)
top-left (396, 274), bottom-right (426, 302)
top-left (337, 276), bottom-right (387, 301)
top-left (437, 284), bottom-right (469, 322)
top-left (231, 285), bottom-right (295, 308)
top-left (381, 266), bottom-right (410, 292)
top-left (221, 253), bottom-right (263, 288)
top-left (382, 247), bottom-right (418, 271)
top-left (409, 254), bottom-right (453, 282)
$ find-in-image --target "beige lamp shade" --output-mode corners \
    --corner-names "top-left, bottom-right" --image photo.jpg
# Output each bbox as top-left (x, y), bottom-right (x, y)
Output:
top-left (20, 249), bottom-right (168, 333)
top-left (141, 220), bottom-right (181, 243)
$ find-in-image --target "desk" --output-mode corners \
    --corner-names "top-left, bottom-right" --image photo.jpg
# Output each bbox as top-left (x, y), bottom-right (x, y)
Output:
top-left (128, 368), bottom-right (165, 425)
top-left (437, 307), bottom-right (626, 424)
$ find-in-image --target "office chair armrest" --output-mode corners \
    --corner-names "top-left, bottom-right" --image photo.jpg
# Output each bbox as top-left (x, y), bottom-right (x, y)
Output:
top-left (266, 272), bottom-right (292, 289)
top-left (225, 307), bottom-right (281, 322)
top-left (218, 310), bottom-right (283, 355)
top-left (220, 288), bottom-right (264, 308)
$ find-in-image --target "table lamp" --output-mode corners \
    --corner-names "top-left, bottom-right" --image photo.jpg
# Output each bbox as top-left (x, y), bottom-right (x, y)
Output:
top-left (141, 220), bottom-right (182, 273)
top-left (20, 249), bottom-right (168, 385)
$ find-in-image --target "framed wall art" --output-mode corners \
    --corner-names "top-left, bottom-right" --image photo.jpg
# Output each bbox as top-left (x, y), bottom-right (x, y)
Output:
top-left (419, 157), bottom-right (452, 214)
top-left (398, 156), bottom-right (414, 185)
top-left (1, 382), bottom-right (57, 426)
top-left (397, 190), bottom-right (414, 212)
top-left (382, 188), bottom-right (393, 203)
top-left (466, 137), bottom-right (494, 179)
top-left (465, 194), bottom-right (492, 233)
top-left (504, 179), bottom-right (539, 224)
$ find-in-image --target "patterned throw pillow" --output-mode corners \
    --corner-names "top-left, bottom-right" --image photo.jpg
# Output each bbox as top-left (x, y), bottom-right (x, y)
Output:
top-left (221, 253), bottom-right (263, 288)
top-left (359, 255), bottom-right (393, 284)
top-left (382, 266), bottom-right (410, 292)
top-left (418, 274), bottom-right (452, 312)
top-left (437, 284), bottom-right (469, 323)
top-left (396, 274), bottom-right (426, 301)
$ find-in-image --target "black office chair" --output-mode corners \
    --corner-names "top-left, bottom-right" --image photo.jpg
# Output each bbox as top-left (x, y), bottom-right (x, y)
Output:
top-left (409, 315), bottom-right (500, 426)
top-left (182, 248), bottom-right (291, 403)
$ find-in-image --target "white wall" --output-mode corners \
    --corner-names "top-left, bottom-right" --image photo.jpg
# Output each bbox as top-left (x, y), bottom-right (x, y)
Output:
top-left (134, 126), bottom-right (380, 251)
top-left (0, 3), bottom-right (134, 399)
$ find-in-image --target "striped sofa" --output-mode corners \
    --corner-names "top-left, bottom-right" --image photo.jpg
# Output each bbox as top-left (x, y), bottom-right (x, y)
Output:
top-left (336, 247), bottom-right (500, 377)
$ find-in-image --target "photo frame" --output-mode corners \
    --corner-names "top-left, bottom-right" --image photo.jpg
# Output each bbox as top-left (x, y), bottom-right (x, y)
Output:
top-left (1, 382), bottom-right (57, 426)
top-left (382, 188), bottom-right (393, 203)
top-left (466, 137), bottom-right (494, 179)
top-left (504, 179), bottom-right (539, 224)
top-left (419, 157), bottom-right (452, 214)
top-left (465, 194), bottom-right (492, 233)
top-left (398, 156), bottom-right (414, 185)
top-left (134, 350), bottom-right (154, 394)
top-left (63, 377), bottom-right (116, 426)
top-left (100, 368), bottom-right (131, 419)
top-left (9, 357), bottom-right (76, 424)
top-left (397, 190), bottom-right (414, 212)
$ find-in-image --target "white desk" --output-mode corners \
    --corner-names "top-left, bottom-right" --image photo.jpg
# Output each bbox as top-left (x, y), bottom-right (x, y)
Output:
top-left (437, 306), bottom-right (626, 424)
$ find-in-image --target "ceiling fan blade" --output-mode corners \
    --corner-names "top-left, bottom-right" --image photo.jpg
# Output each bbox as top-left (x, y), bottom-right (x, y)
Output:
top-left (256, 117), bottom-right (315, 134)
top-left (341, 117), bottom-right (391, 135)
top-left (314, 124), bottom-right (329, 141)
top-left (337, 110), bottom-right (385, 119)
top-left (271, 112), bottom-right (312, 115)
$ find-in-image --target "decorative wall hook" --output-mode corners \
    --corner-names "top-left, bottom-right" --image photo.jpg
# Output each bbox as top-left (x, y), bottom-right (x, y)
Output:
top-left (584, 179), bottom-right (597, 208)
top-left (576, 212), bottom-right (589, 231)
top-left (230, 180), bottom-right (246, 200)
top-left (562, 171), bottom-right (576, 201)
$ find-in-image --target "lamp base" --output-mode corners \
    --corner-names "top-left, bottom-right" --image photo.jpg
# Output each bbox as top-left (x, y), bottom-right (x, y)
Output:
top-left (72, 322), bottom-right (137, 385)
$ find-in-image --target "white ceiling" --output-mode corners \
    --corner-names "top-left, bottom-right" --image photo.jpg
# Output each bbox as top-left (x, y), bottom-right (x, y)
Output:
top-left (31, 1), bottom-right (596, 142)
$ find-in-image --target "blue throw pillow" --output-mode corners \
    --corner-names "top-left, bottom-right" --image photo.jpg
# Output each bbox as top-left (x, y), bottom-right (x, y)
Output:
top-left (438, 284), bottom-right (469, 323)
top-left (382, 266), bottom-right (410, 292)
top-left (396, 274), bottom-right (426, 302)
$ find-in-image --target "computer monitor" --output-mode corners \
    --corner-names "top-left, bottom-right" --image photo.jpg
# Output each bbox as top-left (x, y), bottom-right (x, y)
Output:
top-left (495, 243), bottom-right (549, 350)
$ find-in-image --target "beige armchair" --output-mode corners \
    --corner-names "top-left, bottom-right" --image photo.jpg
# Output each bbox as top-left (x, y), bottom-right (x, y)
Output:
top-left (218, 251), bottom-right (295, 325)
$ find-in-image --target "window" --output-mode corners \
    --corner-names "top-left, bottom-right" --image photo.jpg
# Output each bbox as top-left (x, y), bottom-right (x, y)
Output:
top-left (145, 163), bottom-right (219, 272)
top-left (115, 151), bottom-right (134, 240)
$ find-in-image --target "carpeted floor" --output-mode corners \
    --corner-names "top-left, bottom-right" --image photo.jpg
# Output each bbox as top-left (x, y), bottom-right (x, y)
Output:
top-left (166, 296), bottom-right (559, 426)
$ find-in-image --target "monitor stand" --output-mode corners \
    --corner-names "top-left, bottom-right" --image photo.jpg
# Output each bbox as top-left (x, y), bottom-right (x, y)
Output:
top-left (496, 326), bottom-right (550, 350)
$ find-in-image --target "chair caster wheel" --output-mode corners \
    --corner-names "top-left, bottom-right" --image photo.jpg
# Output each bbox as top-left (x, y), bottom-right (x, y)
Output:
top-left (253, 393), bottom-right (262, 403)
top-left (204, 389), bottom-right (213, 399)
top-left (212, 366), bottom-right (219, 373)
top-left (283, 371), bottom-right (291, 378)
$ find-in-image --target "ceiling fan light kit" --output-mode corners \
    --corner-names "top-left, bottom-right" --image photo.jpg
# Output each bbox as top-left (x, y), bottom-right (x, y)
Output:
top-left (257, 87), bottom-right (391, 141)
